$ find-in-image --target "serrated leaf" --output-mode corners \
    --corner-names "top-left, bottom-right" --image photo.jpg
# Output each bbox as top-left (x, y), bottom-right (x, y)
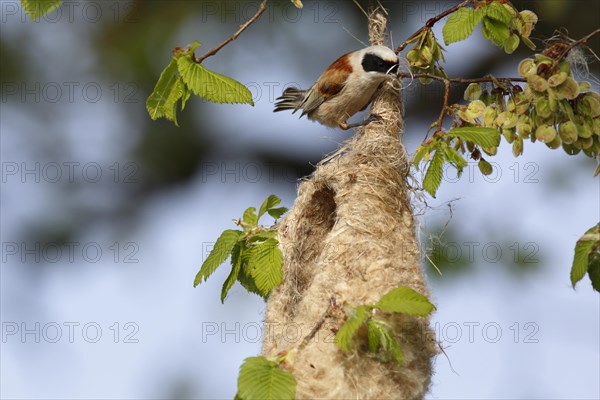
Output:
top-left (442, 7), bottom-right (482, 45)
top-left (168, 79), bottom-right (186, 126)
top-left (177, 56), bottom-right (254, 105)
top-left (422, 147), bottom-right (445, 198)
top-left (243, 207), bottom-right (258, 227)
top-left (181, 83), bottom-right (191, 111)
top-left (21, 0), bottom-right (62, 20)
top-left (366, 319), bottom-right (404, 365)
top-left (366, 318), bottom-right (382, 353)
top-left (267, 207), bottom-right (288, 220)
top-left (444, 146), bottom-right (467, 173)
top-left (588, 250), bottom-right (600, 292)
top-left (221, 243), bottom-right (243, 303)
top-left (146, 60), bottom-right (185, 125)
top-left (447, 127), bottom-right (501, 148)
top-left (258, 195), bottom-right (282, 220)
top-left (237, 263), bottom-right (263, 297)
top-left (247, 231), bottom-right (278, 243)
top-left (482, 2), bottom-right (513, 25)
top-left (247, 238), bottom-right (283, 297)
top-left (482, 17), bottom-right (511, 47)
top-left (194, 229), bottom-right (242, 287)
top-left (335, 306), bottom-right (369, 352)
top-left (413, 143), bottom-right (433, 168)
top-left (571, 223), bottom-right (600, 289)
top-left (384, 329), bottom-right (405, 365)
top-left (237, 356), bottom-right (296, 400)
top-left (375, 287), bottom-right (435, 316)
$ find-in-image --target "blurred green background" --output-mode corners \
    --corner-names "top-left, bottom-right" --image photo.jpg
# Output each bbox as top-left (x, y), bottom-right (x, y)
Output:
top-left (1, 0), bottom-right (599, 398)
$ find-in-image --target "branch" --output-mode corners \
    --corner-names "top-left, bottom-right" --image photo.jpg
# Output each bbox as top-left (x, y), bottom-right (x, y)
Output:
top-left (397, 72), bottom-right (527, 85)
top-left (195, 0), bottom-right (267, 63)
top-left (395, 0), bottom-right (474, 53)
top-left (435, 79), bottom-right (451, 137)
top-left (551, 27), bottom-right (600, 68)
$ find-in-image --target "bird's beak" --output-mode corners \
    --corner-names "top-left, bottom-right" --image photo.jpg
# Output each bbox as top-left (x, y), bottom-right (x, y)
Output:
top-left (386, 63), bottom-right (399, 75)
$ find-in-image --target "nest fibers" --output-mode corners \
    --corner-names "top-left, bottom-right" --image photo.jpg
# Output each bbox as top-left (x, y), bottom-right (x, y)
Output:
top-left (262, 9), bottom-right (437, 399)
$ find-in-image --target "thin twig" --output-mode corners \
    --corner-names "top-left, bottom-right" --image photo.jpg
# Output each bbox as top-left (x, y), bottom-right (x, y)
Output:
top-left (395, 0), bottom-right (474, 54)
top-left (196, 0), bottom-right (268, 63)
top-left (551, 27), bottom-right (600, 68)
top-left (299, 297), bottom-right (336, 351)
top-left (435, 79), bottom-right (452, 135)
top-left (342, 25), bottom-right (368, 47)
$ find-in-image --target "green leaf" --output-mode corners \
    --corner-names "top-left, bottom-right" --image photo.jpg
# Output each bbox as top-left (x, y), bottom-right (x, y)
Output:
top-left (367, 318), bottom-right (404, 365)
top-left (482, 17), bottom-right (511, 47)
top-left (482, 1), bottom-right (513, 25)
top-left (588, 250), bottom-right (600, 292)
top-left (146, 60), bottom-right (185, 125)
top-left (442, 7), bottom-right (483, 45)
top-left (267, 207), bottom-right (288, 220)
top-left (422, 147), bottom-right (445, 198)
top-left (243, 207), bottom-right (258, 227)
top-left (258, 195), bottom-right (282, 220)
top-left (168, 79), bottom-right (186, 126)
top-left (21, 0), bottom-right (62, 20)
top-left (247, 238), bottom-right (283, 297)
top-left (366, 318), bottom-right (382, 353)
top-left (221, 243), bottom-right (243, 303)
top-left (194, 229), bottom-right (242, 287)
top-left (383, 328), bottom-right (404, 365)
top-left (522, 36), bottom-right (536, 50)
top-left (177, 56), bottom-right (254, 105)
top-left (375, 287), bottom-right (435, 316)
top-left (187, 40), bottom-right (202, 53)
top-left (478, 158), bottom-right (493, 176)
top-left (447, 127), bottom-right (501, 148)
top-left (237, 263), bottom-right (263, 297)
top-left (444, 146), bottom-right (467, 174)
top-left (503, 33), bottom-right (520, 54)
top-left (464, 83), bottom-right (483, 101)
top-left (247, 231), bottom-right (277, 243)
top-left (181, 83), bottom-right (191, 111)
top-left (571, 223), bottom-right (600, 289)
top-left (413, 143), bottom-right (433, 169)
top-left (335, 306), bottom-right (370, 351)
top-left (237, 356), bottom-right (296, 400)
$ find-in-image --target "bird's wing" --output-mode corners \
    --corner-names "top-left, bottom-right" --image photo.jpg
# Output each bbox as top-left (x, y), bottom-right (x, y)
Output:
top-left (298, 85), bottom-right (326, 116)
top-left (299, 59), bottom-right (351, 117)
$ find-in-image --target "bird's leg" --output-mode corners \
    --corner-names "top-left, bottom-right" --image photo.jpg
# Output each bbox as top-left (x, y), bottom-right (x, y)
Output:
top-left (338, 114), bottom-right (383, 130)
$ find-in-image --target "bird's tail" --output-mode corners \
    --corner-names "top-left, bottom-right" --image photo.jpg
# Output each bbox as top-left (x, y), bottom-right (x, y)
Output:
top-left (273, 87), bottom-right (306, 113)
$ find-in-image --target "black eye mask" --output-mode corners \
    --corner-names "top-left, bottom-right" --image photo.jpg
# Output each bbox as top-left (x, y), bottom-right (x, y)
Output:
top-left (362, 53), bottom-right (398, 74)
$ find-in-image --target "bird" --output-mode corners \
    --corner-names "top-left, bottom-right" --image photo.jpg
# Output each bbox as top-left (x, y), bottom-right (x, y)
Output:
top-left (273, 45), bottom-right (399, 130)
